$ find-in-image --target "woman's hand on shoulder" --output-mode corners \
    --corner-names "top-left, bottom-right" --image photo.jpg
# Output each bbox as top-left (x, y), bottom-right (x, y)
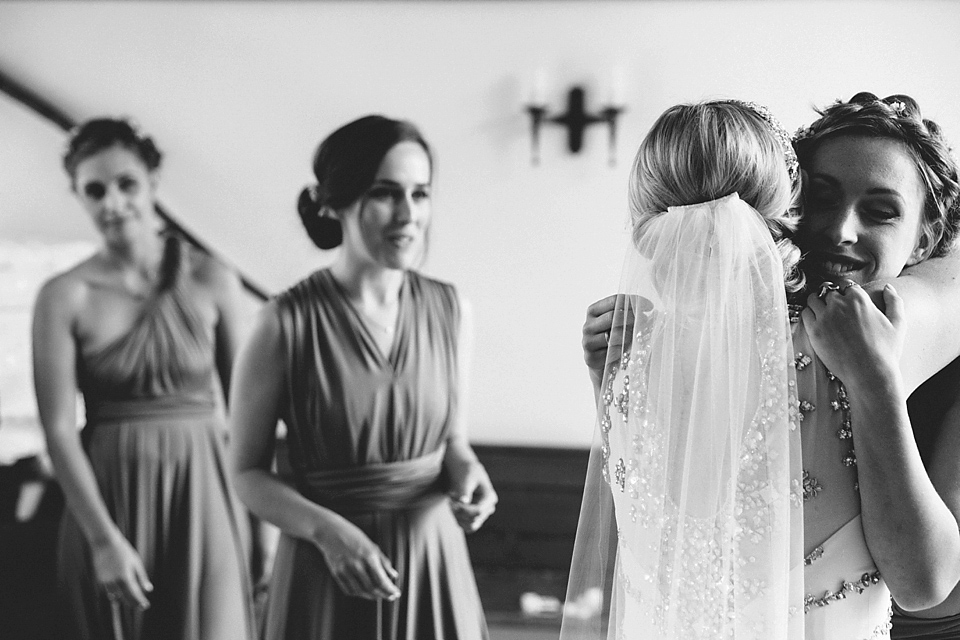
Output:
top-left (582, 294), bottom-right (645, 383)
top-left (802, 282), bottom-right (906, 390)
top-left (91, 530), bottom-right (153, 610)
top-left (583, 296), bottom-right (618, 380)
top-left (314, 518), bottom-right (401, 601)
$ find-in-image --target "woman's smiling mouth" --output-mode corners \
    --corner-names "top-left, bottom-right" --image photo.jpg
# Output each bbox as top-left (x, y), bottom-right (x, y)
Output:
top-left (806, 253), bottom-right (869, 279)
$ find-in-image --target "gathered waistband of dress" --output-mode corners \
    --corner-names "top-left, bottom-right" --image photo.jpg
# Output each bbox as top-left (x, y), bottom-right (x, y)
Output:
top-left (298, 446), bottom-right (448, 513)
top-left (85, 394), bottom-right (218, 423)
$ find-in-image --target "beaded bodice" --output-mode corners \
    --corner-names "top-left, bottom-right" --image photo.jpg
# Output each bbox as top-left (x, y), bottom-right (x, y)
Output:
top-left (791, 313), bottom-right (892, 639)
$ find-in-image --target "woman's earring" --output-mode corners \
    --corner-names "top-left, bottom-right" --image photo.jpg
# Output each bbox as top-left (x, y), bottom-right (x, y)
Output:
top-left (908, 237), bottom-right (929, 265)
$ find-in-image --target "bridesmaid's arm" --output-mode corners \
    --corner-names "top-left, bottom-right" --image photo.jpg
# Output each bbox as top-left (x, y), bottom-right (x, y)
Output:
top-left (804, 285), bottom-right (960, 611)
top-left (199, 255), bottom-right (247, 406)
top-left (228, 302), bottom-right (400, 601)
top-left (900, 397), bottom-right (960, 618)
top-left (443, 295), bottom-right (497, 533)
top-left (32, 274), bottom-right (152, 610)
top-left (866, 250), bottom-right (960, 393)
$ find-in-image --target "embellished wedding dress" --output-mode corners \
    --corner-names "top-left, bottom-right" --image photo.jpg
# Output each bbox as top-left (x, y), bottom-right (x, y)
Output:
top-left (559, 194), bottom-right (893, 640)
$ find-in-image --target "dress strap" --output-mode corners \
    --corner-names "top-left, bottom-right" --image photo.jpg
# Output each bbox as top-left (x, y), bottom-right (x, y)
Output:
top-left (298, 447), bottom-right (447, 513)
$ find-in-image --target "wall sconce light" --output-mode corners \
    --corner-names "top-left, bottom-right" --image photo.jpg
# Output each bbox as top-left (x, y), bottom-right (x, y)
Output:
top-left (526, 85), bottom-right (625, 166)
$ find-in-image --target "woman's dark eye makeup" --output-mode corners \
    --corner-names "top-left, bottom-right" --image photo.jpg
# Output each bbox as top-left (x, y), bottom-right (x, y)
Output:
top-left (82, 182), bottom-right (106, 200)
top-left (367, 184), bottom-right (431, 201)
top-left (863, 202), bottom-right (900, 221)
top-left (368, 186), bottom-right (397, 200)
top-left (118, 176), bottom-right (139, 192)
top-left (80, 175), bottom-right (141, 200)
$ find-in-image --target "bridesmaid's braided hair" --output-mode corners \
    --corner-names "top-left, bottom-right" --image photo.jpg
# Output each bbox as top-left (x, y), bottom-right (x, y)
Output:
top-left (63, 118), bottom-right (163, 189)
top-left (63, 117), bottom-right (181, 291)
top-left (794, 92), bottom-right (960, 260)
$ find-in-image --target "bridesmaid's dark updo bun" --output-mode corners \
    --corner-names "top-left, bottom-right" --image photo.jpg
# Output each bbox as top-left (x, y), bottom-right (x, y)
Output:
top-left (298, 115), bottom-right (432, 250)
top-left (64, 117), bottom-right (162, 188)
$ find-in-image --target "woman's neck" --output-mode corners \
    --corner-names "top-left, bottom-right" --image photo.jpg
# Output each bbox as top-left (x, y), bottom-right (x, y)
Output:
top-left (329, 257), bottom-right (405, 307)
top-left (102, 231), bottom-right (165, 279)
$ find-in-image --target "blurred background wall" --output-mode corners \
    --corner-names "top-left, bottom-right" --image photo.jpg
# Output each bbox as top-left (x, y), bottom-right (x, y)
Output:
top-left (2, 0), bottom-right (959, 449)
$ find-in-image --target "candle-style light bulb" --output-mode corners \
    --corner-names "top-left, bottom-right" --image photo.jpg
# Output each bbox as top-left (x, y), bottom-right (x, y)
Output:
top-left (608, 66), bottom-right (626, 108)
top-left (531, 68), bottom-right (548, 107)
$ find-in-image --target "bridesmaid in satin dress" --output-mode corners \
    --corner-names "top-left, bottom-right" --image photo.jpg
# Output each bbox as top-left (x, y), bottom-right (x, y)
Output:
top-left (32, 118), bottom-right (255, 640)
top-left (230, 115), bottom-right (496, 640)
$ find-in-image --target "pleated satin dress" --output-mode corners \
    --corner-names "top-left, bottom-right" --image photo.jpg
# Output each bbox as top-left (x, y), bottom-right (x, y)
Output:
top-left (57, 241), bottom-right (255, 640)
top-left (264, 269), bottom-right (488, 640)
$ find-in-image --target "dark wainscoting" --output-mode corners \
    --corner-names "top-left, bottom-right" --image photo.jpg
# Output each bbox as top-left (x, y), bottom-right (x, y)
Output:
top-left (468, 445), bottom-right (589, 622)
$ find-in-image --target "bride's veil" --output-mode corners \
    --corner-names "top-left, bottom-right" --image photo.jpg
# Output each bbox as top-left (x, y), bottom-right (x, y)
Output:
top-left (560, 193), bottom-right (804, 639)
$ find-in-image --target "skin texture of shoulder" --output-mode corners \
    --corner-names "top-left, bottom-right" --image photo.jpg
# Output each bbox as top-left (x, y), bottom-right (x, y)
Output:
top-left (34, 256), bottom-right (102, 335)
top-left (864, 250), bottom-right (960, 393)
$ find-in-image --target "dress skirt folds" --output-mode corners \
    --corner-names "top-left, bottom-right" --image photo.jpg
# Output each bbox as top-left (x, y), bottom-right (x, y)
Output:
top-left (264, 269), bottom-right (487, 640)
top-left (57, 240), bottom-right (255, 640)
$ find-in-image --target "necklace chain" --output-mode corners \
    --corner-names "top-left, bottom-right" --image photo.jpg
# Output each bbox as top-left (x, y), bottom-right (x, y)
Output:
top-left (351, 302), bottom-right (397, 336)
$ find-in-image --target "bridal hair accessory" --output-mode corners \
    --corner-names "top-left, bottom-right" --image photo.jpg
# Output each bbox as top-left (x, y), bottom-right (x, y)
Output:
top-left (560, 193), bottom-right (804, 640)
top-left (730, 100), bottom-right (800, 186)
top-left (306, 184), bottom-right (323, 206)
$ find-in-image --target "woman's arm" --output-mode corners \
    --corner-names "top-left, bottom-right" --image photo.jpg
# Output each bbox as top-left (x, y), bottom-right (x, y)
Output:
top-left (443, 295), bottom-right (497, 533)
top-left (903, 393), bottom-right (960, 617)
top-left (868, 251), bottom-right (960, 393)
top-left (228, 303), bottom-right (400, 600)
top-left (199, 255), bottom-right (246, 405)
top-left (32, 276), bottom-right (153, 610)
top-left (804, 285), bottom-right (960, 610)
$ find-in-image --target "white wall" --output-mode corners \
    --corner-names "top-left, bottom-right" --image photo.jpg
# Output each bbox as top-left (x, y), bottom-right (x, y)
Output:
top-left (2, 0), bottom-right (959, 447)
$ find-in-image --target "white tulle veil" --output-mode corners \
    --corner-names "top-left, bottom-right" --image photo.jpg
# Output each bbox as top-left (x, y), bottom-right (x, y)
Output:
top-left (560, 193), bottom-right (804, 640)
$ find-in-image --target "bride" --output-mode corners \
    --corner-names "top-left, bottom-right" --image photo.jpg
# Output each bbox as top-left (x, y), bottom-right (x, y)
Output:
top-left (563, 96), bottom-right (960, 639)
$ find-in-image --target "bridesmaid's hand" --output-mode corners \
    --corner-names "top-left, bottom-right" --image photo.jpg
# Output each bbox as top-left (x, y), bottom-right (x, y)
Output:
top-left (92, 531), bottom-right (153, 610)
top-left (318, 520), bottom-right (401, 601)
top-left (802, 282), bottom-right (906, 389)
top-left (447, 459), bottom-right (498, 533)
top-left (582, 295), bottom-right (645, 383)
top-left (582, 296), bottom-right (618, 380)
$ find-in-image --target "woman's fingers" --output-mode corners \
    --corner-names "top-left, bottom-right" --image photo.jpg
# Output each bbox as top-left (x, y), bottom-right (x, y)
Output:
top-left (332, 553), bottom-right (401, 600)
top-left (882, 284), bottom-right (904, 326)
top-left (334, 569), bottom-right (363, 598)
top-left (108, 574), bottom-right (150, 610)
top-left (364, 555), bottom-right (401, 600)
top-left (585, 295), bottom-right (618, 320)
top-left (134, 561), bottom-right (154, 596)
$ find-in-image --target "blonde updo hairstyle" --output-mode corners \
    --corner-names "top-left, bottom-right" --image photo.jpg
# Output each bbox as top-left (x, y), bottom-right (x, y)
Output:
top-left (629, 100), bottom-right (804, 294)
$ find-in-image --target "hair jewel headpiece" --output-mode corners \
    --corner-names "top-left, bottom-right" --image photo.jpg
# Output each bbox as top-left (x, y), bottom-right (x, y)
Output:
top-left (731, 100), bottom-right (800, 186)
top-left (888, 100), bottom-right (907, 115)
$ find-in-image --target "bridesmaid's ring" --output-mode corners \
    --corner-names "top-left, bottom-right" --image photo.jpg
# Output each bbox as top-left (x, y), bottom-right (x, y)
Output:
top-left (840, 279), bottom-right (860, 293)
top-left (817, 282), bottom-right (840, 300)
